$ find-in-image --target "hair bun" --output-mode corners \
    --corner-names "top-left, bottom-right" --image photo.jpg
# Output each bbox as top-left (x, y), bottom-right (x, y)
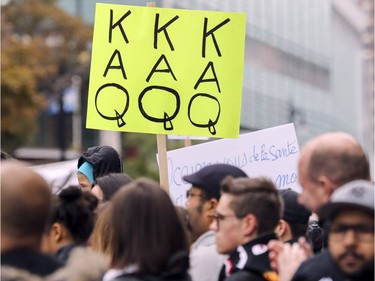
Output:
top-left (59, 186), bottom-right (82, 203)
top-left (82, 191), bottom-right (99, 211)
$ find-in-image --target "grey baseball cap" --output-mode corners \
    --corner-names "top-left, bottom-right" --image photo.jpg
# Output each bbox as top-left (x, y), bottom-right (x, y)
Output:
top-left (318, 180), bottom-right (374, 220)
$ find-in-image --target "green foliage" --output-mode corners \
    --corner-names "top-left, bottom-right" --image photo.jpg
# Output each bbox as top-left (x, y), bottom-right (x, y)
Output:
top-left (123, 133), bottom-right (191, 181)
top-left (123, 133), bottom-right (159, 181)
top-left (1, 0), bottom-right (92, 153)
top-left (1, 65), bottom-right (39, 152)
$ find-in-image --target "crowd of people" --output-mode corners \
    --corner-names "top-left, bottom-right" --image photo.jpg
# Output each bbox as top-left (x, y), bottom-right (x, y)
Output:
top-left (1, 132), bottom-right (374, 281)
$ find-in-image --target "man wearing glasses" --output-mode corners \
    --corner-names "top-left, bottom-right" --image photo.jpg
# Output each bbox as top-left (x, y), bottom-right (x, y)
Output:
top-left (289, 180), bottom-right (374, 281)
top-left (183, 164), bottom-right (248, 281)
top-left (211, 176), bottom-right (283, 281)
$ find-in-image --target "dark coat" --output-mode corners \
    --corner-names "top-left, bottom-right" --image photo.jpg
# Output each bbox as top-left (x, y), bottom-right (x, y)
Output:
top-left (219, 233), bottom-right (278, 281)
top-left (112, 272), bottom-right (191, 281)
top-left (1, 247), bottom-right (108, 281)
top-left (78, 146), bottom-right (122, 181)
top-left (292, 250), bottom-right (374, 281)
top-left (1, 248), bottom-right (62, 277)
top-left (112, 251), bottom-right (191, 281)
top-left (55, 244), bottom-right (76, 264)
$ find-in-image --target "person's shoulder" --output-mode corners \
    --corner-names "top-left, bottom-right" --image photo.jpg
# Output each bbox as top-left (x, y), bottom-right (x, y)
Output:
top-left (292, 251), bottom-right (341, 281)
top-left (1, 265), bottom-right (43, 281)
top-left (298, 251), bottom-right (330, 268)
top-left (192, 231), bottom-right (216, 248)
top-left (113, 273), bottom-right (192, 281)
top-left (113, 275), bottom-right (143, 281)
top-left (1, 248), bottom-right (62, 276)
top-left (112, 274), bottom-right (179, 281)
top-left (47, 247), bottom-right (108, 281)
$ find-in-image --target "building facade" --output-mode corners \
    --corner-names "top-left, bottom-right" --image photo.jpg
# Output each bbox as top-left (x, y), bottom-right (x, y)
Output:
top-left (163, 0), bottom-right (374, 175)
top-left (58, 0), bottom-right (374, 174)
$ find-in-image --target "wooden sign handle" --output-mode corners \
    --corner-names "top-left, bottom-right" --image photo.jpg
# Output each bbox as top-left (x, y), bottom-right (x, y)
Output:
top-left (157, 134), bottom-right (169, 193)
top-left (147, 2), bottom-right (169, 193)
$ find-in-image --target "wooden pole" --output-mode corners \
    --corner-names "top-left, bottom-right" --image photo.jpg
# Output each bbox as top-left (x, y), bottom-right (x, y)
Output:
top-left (157, 134), bottom-right (169, 193)
top-left (147, 1), bottom-right (169, 193)
top-left (184, 137), bottom-right (192, 147)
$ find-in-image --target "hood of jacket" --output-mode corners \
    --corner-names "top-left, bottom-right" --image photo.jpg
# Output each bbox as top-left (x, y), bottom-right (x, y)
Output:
top-left (78, 146), bottom-right (122, 181)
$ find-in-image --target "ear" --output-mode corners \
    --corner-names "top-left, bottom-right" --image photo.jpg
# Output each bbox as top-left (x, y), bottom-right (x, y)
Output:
top-left (275, 219), bottom-right (287, 239)
top-left (317, 175), bottom-right (335, 198)
top-left (242, 213), bottom-right (257, 237)
top-left (50, 223), bottom-right (64, 243)
top-left (205, 198), bottom-right (218, 216)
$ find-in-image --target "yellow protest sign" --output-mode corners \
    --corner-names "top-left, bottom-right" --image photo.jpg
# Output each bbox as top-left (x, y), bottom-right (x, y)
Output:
top-left (87, 3), bottom-right (246, 138)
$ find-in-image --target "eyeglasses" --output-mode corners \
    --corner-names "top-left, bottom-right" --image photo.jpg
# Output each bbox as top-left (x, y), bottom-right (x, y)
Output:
top-left (329, 223), bottom-right (374, 241)
top-left (212, 212), bottom-right (238, 229)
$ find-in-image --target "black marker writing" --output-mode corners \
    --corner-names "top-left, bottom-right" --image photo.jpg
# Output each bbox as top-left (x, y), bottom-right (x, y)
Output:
top-left (103, 49), bottom-right (127, 79)
top-left (154, 13), bottom-right (179, 51)
top-left (146, 54), bottom-right (177, 82)
top-left (202, 17), bottom-right (230, 58)
top-left (109, 9), bottom-right (131, 44)
top-left (194, 61), bottom-right (221, 93)
top-left (188, 93), bottom-right (221, 135)
top-left (138, 85), bottom-right (180, 130)
top-left (95, 83), bottom-right (130, 128)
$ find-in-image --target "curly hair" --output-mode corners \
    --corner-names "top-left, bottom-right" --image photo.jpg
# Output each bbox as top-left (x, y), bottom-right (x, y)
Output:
top-left (46, 186), bottom-right (98, 244)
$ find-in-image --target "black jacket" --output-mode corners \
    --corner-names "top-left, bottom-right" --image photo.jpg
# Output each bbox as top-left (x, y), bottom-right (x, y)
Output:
top-left (1, 248), bottom-right (62, 277)
top-left (112, 251), bottom-right (191, 281)
top-left (78, 146), bottom-right (122, 181)
top-left (219, 233), bottom-right (278, 281)
top-left (55, 244), bottom-right (77, 264)
top-left (112, 273), bottom-right (191, 281)
top-left (292, 250), bottom-right (374, 281)
top-left (1, 247), bottom-right (108, 281)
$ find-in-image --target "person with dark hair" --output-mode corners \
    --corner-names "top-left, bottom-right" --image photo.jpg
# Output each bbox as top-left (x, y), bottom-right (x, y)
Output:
top-left (276, 189), bottom-right (311, 244)
top-left (102, 178), bottom-right (191, 281)
top-left (183, 164), bottom-right (248, 281)
top-left (212, 176), bottom-right (283, 281)
top-left (77, 146), bottom-right (122, 190)
top-left (268, 132), bottom-right (372, 274)
top-left (1, 162), bottom-right (62, 276)
top-left (41, 186), bottom-right (98, 263)
top-left (91, 173), bottom-right (133, 202)
top-left (277, 180), bottom-right (374, 281)
top-left (0, 150), bottom-right (13, 161)
top-left (175, 205), bottom-right (193, 247)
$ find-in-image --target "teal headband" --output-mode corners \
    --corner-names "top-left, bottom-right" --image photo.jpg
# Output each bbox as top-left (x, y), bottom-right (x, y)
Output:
top-left (78, 161), bottom-right (94, 184)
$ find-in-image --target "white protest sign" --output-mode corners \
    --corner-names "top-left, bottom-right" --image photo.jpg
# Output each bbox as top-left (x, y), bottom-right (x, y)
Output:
top-left (165, 123), bottom-right (301, 205)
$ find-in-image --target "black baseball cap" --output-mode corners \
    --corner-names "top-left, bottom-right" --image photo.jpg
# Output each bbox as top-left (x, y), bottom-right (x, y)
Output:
top-left (183, 164), bottom-right (248, 200)
top-left (279, 188), bottom-right (311, 225)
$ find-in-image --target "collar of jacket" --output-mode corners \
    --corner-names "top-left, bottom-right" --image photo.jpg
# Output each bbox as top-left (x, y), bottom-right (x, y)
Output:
top-left (225, 232), bottom-right (277, 277)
